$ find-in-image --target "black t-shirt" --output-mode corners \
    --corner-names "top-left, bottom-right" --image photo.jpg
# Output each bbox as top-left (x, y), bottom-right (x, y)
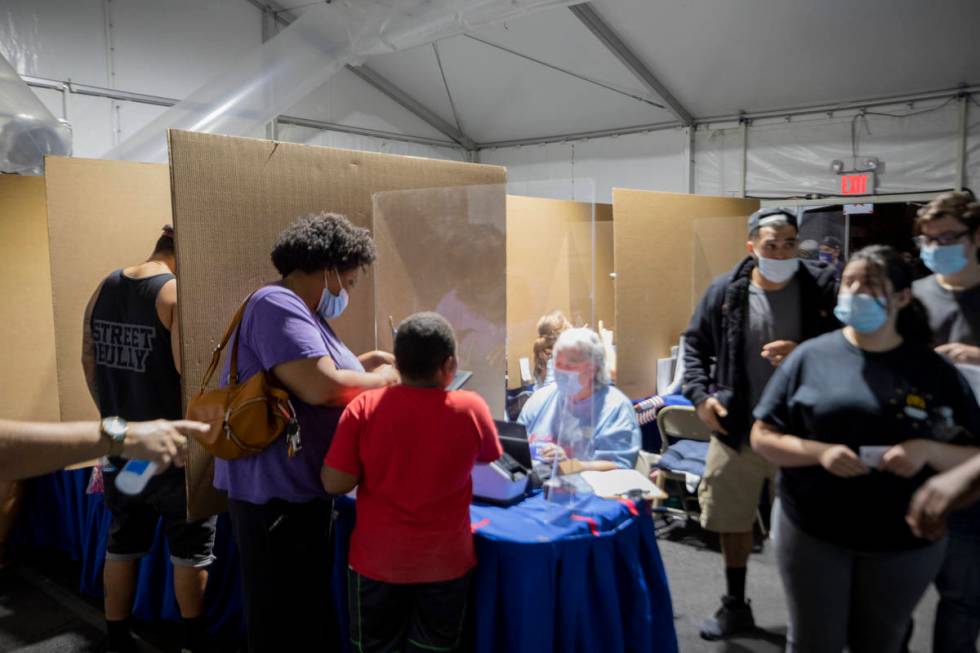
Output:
top-left (754, 330), bottom-right (980, 552)
top-left (913, 273), bottom-right (980, 535)
top-left (914, 274), bottom-right (980, 347)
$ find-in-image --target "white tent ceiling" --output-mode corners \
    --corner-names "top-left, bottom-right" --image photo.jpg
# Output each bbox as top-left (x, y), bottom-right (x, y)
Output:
top-left (593, 0), bottom-right (980, 119)
top-left (275, 0), bottom-right (980, 149)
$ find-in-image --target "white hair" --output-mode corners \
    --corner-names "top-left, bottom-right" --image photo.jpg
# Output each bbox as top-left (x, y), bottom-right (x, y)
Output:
top-left (553, 327), bottom-right (610, 385)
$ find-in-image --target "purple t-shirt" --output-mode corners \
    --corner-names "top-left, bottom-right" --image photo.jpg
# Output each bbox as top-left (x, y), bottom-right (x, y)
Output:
top-left (213, 285), bottom-right (364, 504)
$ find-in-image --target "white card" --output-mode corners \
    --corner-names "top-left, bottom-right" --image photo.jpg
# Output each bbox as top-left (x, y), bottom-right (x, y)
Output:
top-left (859, 446), bottom-right (889, 469)
top-left (519, 357), bottom-right (532, 384)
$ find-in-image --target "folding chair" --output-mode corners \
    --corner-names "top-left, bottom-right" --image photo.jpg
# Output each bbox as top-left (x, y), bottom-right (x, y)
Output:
top-left (654, 405), bottom-right (769, 537)
top-left (653, 405), bottom-right (712, 521)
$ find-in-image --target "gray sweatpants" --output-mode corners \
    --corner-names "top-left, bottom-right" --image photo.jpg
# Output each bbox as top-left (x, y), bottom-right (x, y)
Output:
top-left (773, 502), bottom-right (947, 653)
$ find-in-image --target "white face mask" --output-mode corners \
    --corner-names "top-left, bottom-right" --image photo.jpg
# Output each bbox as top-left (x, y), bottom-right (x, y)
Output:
top-left (756, 255), bottom-right (799, 284)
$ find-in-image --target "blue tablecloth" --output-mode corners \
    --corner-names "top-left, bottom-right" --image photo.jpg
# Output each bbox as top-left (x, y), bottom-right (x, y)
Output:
top-left (12, 469), bottom-right (245, 641)
top-left (16, 470), bottom-right (677, 653)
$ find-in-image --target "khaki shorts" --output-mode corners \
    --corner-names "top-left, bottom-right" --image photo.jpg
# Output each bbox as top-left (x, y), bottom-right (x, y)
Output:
top-left (698, 436), bottom-right (777, 533)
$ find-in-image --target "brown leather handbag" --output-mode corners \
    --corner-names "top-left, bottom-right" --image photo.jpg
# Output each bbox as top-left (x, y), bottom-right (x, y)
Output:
top-left (186, 293), bottom-right (296, 460)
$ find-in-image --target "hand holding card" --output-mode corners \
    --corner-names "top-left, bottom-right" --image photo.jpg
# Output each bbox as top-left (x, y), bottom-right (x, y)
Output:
top-left (859, 446), bottom-right (889, 469)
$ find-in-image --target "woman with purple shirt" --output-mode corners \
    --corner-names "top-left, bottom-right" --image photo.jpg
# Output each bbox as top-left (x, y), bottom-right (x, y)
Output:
top-left (216, 213), bottom-right (398, 652)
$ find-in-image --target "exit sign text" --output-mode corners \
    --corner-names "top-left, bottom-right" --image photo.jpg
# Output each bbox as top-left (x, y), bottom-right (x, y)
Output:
top-left (840, 173), bottom-right (873, 195)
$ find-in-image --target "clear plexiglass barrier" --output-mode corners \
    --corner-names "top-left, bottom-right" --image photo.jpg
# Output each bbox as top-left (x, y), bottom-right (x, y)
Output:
top-left (371, 179), bottom-right (643, 510)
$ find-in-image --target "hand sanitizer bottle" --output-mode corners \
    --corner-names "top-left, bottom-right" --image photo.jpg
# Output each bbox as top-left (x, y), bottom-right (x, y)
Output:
top-left (114, 459), bottom-right (158, 495)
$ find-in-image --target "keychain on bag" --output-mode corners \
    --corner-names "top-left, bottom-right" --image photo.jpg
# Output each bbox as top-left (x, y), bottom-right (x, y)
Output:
top-left (284, 401), bottom-right (302, 457)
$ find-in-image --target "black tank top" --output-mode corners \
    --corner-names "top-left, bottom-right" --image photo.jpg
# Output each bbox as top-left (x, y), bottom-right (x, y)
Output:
top-left (91, 269), bottom-right (182, 421)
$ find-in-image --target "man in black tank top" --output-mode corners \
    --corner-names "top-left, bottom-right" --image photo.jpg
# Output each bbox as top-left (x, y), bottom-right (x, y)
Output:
top-left (82, 226), bottom-right (215, 653)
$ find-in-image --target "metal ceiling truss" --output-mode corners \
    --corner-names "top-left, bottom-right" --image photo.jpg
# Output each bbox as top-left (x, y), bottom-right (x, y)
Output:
top-left (242, 0), bottom-right (478, 150)
top-left (480, 84), bottom-right (979, 149)
top-left (346, 65), bottom-right (477, 150)
top-left (22, 74), bottom-right (461, 150)
top-left (568, 3), bottom-right (694, 125)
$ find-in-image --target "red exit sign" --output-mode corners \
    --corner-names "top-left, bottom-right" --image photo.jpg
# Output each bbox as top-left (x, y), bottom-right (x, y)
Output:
top-left (840, 172), bottom-right (874, 195)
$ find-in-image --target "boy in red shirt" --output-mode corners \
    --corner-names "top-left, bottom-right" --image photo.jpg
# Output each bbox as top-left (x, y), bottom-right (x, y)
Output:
top-left (322, 312), bottom-right (502, 653)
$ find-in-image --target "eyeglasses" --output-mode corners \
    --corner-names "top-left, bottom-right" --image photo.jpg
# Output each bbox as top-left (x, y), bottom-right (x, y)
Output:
top-left (914, 231), bottom-right (972, 248)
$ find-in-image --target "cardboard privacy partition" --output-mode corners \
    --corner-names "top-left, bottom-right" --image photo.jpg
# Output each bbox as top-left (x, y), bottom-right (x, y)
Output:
top-left (168, 131), bottom-right (505, 518)
top-left (0, 175), bottom-right (60, 421)
top-left (373, 186), bottom-right (507, 415)
top-left (44, 156), bottom-right (173, 421)
top-left (505, 196), bottom-right (614, 388)
top-left (613, 190), bottom-right (759, 400)
top-left (693, 216), bottom-right (752, 301)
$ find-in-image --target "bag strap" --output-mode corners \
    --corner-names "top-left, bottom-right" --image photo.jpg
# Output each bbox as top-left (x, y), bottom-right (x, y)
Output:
top-left (198, 291), bottom-right (257, 392)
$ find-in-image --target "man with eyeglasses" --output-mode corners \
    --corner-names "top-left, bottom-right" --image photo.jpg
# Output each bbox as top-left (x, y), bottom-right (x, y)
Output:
top-left (912, 190), bottom-right (980, 653)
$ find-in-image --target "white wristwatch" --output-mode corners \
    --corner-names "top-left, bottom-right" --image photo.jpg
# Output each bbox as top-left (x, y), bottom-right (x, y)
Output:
top-left (100, 416), bottom-right (128, 457)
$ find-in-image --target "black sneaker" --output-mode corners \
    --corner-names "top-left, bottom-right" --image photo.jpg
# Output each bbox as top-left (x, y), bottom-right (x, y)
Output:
top-left (699, 595), bottom-right (756, 641)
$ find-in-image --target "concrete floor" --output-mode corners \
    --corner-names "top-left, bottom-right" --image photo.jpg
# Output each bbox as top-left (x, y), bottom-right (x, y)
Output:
top-left (657, 523), bottom-right (941, 653)
top-left (0, 521), bottom-right (962, 653)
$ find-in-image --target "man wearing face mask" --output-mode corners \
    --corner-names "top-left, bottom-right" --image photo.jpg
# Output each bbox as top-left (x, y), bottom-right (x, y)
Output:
top-left (819, 236), bottom-right (845, 281)
top-left (912, 191), bottom-right (980, 653)
top-left (683, 207), bottom-right (839, 641)
top-left (215, 213), bottom-right (398, 652)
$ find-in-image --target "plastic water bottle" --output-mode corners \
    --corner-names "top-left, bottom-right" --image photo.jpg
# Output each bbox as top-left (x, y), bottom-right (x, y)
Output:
top-left (114, 459), bottom-right (158, 495)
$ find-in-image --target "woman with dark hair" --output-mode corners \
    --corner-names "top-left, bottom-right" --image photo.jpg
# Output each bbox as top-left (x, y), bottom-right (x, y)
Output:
top-left (750, 245), bottom-right (980, 652)
top-left (215, 212), bottom-right (398, 652)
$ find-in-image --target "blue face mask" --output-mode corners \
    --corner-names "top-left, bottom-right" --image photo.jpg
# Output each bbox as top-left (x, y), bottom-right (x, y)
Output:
top-left (317, 269), bottom-right (349, 320)
top-left (818, 251), bottom-right (835, 264)
top-left (834, 293), bottom-right (888, 334)
top-left (920, 243), bottom-right (969, 276)
top-left (554, 368), bottom-right (584, 397)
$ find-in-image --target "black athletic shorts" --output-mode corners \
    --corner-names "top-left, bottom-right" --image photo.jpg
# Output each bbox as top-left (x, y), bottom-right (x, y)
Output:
top-left (102, 463), bottom-right (216, 568)
top-left (348, 568), bottom-right (470, 653)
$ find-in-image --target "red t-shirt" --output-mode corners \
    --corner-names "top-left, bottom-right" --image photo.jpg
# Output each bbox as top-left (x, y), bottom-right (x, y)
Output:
top-left (324, 385), bottom-right (503, 584)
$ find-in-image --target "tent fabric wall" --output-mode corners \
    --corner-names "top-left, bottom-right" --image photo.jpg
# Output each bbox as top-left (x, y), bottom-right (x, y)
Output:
top-left (487, 99), bottom-right (978, 203)
top-left (613, 190), bottom-right (758, 401)
top-left (743, 100), bottom-right (962, 197)
top-left (0, 175), bottom-right (60, 421)
top-left (44, 156), bottom-right (173, 422)
top-left (694, 126), bottom-right (744, 198)
top-left (480, 130), bottom-right (690, 204)
top-left (167, 131), bottom-right (505, 517)
top-left (968, 101), bottom-right (980, 191)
